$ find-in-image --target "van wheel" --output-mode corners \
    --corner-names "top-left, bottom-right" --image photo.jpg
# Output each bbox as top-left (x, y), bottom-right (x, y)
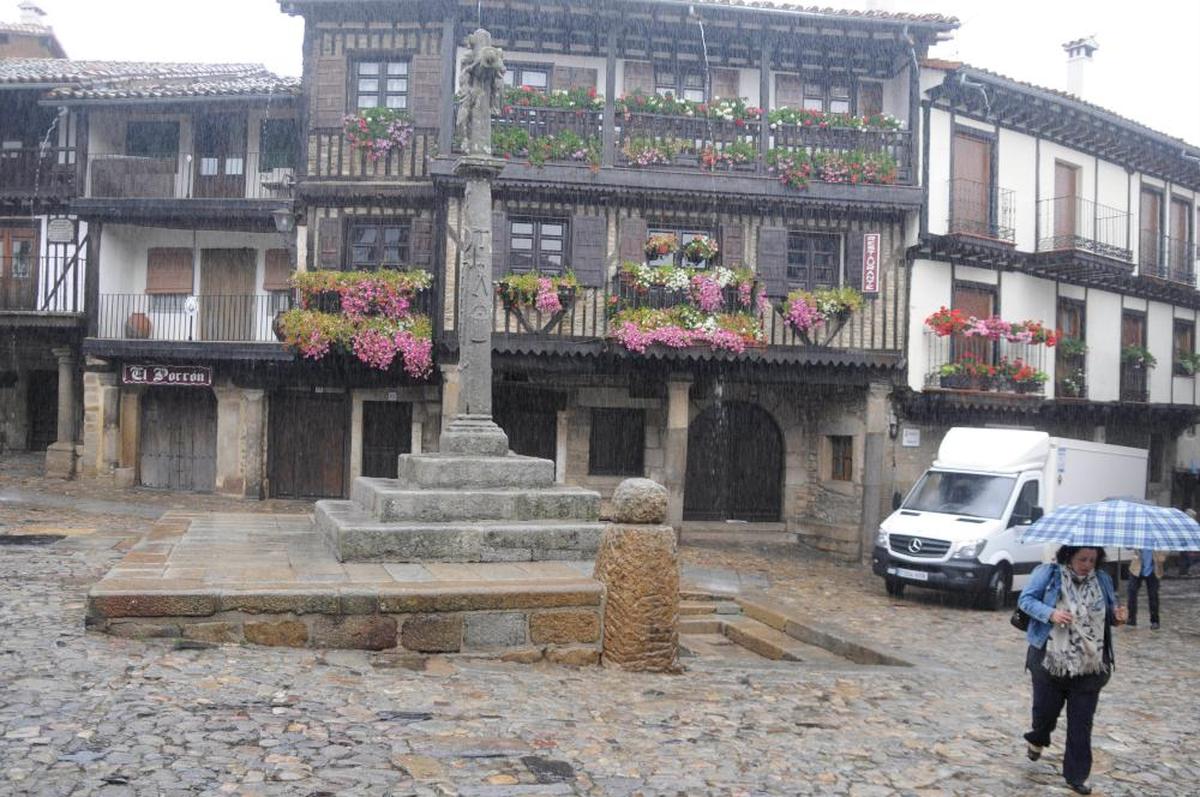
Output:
top-left (981, 565), bottom-right (1011, 611)
top-left (885, 577), bottom-right (906, 597)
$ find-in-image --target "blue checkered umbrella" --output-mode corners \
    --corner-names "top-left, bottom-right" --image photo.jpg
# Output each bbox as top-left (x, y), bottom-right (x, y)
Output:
top-left (1020, 499), bottom-right (1200, 550)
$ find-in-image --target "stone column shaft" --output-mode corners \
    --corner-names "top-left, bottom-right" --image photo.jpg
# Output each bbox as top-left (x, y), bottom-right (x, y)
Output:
top-left (51, 347), bottom-right (75, 443)
top-left (664, 377), bottom-right (692, 527)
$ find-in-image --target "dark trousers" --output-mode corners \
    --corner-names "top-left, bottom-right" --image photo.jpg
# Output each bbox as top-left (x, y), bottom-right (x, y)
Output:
top-left (1025, 646), bottom-right (1108, 786)
top-left (1127, 573), bottom-right (1160, 625)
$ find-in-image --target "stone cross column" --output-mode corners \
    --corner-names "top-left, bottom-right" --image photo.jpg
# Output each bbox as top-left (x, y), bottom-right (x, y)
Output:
top-left (440, 28), bottom-right (510, 457)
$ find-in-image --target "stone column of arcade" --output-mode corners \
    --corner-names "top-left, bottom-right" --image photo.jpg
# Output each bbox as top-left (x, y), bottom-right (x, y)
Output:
top-left (45, 346), bottom-right (77, 478)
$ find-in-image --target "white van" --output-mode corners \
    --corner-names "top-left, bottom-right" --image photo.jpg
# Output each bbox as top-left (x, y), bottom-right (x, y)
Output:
top-left (872, 428), bottom-right (1147, 609)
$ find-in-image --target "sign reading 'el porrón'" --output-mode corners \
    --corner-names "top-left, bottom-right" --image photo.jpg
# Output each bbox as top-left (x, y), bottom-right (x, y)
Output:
top-left (121, 364), bottom-right (213, 387)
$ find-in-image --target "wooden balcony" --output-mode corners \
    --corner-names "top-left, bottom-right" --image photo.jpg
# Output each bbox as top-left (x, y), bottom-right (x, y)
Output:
top-left (305, 127), bottom-right (436, 183)
top-left (87, 152), bottom-right (294, 201)
top-left (0, 146), bottom-right (76, 200)
top-left (0, 253), bottom-right (87, 314)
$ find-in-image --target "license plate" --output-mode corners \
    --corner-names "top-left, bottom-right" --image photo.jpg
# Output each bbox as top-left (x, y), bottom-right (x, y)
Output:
top-left (890, 567), bottom-right (929, 582)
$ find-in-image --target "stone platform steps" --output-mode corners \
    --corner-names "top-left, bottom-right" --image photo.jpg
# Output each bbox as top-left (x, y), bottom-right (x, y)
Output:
top-left (85, 513), bottom-right (603, 664)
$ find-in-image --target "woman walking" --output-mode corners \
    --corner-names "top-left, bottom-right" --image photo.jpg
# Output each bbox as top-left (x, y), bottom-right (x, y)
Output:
top-left (1018, 546), bottom-right (1128, 795)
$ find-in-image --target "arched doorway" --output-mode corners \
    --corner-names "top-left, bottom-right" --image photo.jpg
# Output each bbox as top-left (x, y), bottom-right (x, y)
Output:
top-left (683, 401), bottom-right (783, 522)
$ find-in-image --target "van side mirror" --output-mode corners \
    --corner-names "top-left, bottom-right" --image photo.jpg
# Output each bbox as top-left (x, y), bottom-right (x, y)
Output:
top-left (892, 491), bottom-right (902, 511)
top-left (1030, 506), bottom-right (1044, 523)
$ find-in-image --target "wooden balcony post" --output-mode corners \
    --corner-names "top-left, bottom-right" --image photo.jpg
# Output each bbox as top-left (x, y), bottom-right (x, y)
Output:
top-left (603, 27), bottom-right (618, 168)
top-left (758, 41), bottom-right (772, 174)
top-left (438, 13), bottom-right (458, 157)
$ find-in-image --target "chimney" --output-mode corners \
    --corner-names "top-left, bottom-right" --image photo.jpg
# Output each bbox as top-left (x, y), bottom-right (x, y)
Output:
top-left (1062, 36), bottom-right (1099, 98)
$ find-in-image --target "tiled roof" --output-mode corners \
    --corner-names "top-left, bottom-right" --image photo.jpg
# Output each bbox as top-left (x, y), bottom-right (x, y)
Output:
top-left (51, 74), bottom-right (302, 102)
top-left (0, 59), bottom-right (266, 86)
top-left (0, 20), bottom-right (52, 35)
top-left (688, 0), bottom-right (957, 25)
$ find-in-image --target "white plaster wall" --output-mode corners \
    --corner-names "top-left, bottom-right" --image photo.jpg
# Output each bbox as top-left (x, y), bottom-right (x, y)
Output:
top-left (1146, 300), bottom-right (1173, 403)
top-left (1096, 159), bottom-right (1131, 244)
top-left (998, 128), bottom-right (1037, 252)
top-left (1174, 307), bottom-right (1200, 407)
top-left (953, 265), bottom-right (998, 286)
top-left (926, 108), bottom-right (951, 234)
top-left (907, 258), bottom-right (952, 390)
top-left (1086, 290), bottom-right (1122, 402)
top-left (999, 271), bottom-right (1058, 385)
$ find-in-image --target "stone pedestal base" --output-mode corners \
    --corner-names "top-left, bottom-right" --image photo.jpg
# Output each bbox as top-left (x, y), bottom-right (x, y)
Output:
top-left (440, 414), bottom-right (510, 457)
top-left (45, 442), bottom-right (78, 479)
top-left (593, 523), bottom-right (681, 673)
top-left (113, 467), bottom-right (137, 489)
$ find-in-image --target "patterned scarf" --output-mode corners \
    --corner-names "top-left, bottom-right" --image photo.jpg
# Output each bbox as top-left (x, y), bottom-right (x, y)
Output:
top-left (1044, 565), bottom-right (1108, 678)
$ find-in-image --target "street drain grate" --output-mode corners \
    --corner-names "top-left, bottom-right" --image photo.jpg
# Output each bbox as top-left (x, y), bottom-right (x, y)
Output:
top-left (0, 534), bottom-right (66, 546)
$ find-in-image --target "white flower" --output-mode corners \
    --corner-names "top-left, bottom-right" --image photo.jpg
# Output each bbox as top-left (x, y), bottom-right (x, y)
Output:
top-left (712, 267), bottom-right (734, 288)
top-left (664, 268), bottom-right (690, 291)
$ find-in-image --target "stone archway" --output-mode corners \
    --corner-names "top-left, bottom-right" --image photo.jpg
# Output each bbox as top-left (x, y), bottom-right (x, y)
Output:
top-left (683, 400), bottom-right (783, 522)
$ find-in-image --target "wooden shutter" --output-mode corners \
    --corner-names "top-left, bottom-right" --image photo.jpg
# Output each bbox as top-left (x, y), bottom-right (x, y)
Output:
top-left (775, 74), bottom-right (803, 108)
top-left (313, 55), bottom-right (348, 129)
top-left (844, 231), bottom-right (864, 291)
top-left (263, 249), bottom-right (293, 290)
top-left (711, 68), bottom-right (740, 100)
top-left (756, 227), bottom-right (788, 298)
top-left (571, 215), bottom-right (607, 287)
top-left (720, 223), bottom-right (745, 268)
top-left (409, 54), bottom-right (444, 129)
top-left (554, 66), bottom-right (599, 92)
top-left (318, 217), bottom-right (343, 270)
top-left (617, 216), bottom-right (648, 264)
top-left (146, 248), bottom-right (194, 294)
top-left (623, 61), bottom-right (654, 96)
top-left (492, 211), bottom-right (509, 279)
top-left (410, 217), bottom-right (434, 267)
top-left (858, 82), bottom-right (883, 117)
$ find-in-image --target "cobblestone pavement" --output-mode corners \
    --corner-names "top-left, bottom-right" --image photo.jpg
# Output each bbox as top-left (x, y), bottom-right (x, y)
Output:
top-left (2, 466), bottom-right (1199, 795)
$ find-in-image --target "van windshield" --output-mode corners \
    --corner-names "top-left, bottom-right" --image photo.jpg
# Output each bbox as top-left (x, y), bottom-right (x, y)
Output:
top-left (902, 471), bottom-right (1017, 519)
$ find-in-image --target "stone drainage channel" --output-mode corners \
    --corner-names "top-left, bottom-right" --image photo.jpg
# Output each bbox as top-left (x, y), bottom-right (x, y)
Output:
top-left (677, 590), bottom-right (912, 670)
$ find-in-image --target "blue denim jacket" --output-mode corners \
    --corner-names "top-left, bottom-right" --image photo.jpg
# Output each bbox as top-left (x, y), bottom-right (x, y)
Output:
top-left (1018, 563), bottom-right (1117, 649)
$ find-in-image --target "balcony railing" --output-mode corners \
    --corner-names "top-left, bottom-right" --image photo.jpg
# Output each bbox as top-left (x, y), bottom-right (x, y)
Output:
top-left (1120, 362), bottom-right (1149, 403)
top-left (1, 254), bottom-right (87, 313)
top-left (924, 331), bottom-right (1048, 396)
top-left (87, 151), bottom-right (294, 200)
top-left (94, 293), bottom-right (294, 342)
top-left (1036, 196), bottom-right (1132, 262)
top-left (0, 146), bottom-right (76, 197)
top-left (308, 127), bottom-right (435, 180)
top-left (947, 178), bottom-right (1016, 243)
top-left (1139, 230), bottom-right (1196, 287)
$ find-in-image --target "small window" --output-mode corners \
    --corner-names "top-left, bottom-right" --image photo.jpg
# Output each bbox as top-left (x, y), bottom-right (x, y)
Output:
top-left (503, 63), bottom-right (551, 90)
top-left (126, 121), bottom-right (179, 158)
top-left (647, 226), bottom-right (716, 268)
top-left (829, 436), bottom-right (853, 482)
top-left (510, 217), bottom-right (567, 274)
top-left (656, 67), bottom-right (706, 103)
top-left (787, 232), bottom-right (839, 290)
top-left (260, 119), bottom-right (298, 172)
top-left (355, 59), bottom-right (409, 110)
top-left (589, 409), bottom-right (645, 476)
top-left (1012, 481), bottom-right (1039, 525)
top-left (802, 81), bottom-right (851, 114)
top-left (150, 294), bottom-right (188, 313)
top-left (349, 220), bottom-right (410, 269)
top-left (858, 82), bottom-right (883, 117)
top-left (1174, 319), bottom-right (1196, 376)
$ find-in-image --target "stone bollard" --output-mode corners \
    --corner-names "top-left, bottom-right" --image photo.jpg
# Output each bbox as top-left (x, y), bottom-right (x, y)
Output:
top-left (593, 478), bottom-right (681, 673)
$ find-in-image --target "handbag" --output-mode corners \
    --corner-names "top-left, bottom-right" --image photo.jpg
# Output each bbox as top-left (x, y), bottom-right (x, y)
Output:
top-left (1010, 606), bottom-right (1030, 631)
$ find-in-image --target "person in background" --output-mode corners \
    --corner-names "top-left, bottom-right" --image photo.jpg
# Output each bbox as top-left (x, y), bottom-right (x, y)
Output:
top-left (1018, 546), bottom-right (1126, 796)
top-left (1179, 509), bottom-right (1198, 576)
top-left (1127, 545), bottom-right (1163, 629)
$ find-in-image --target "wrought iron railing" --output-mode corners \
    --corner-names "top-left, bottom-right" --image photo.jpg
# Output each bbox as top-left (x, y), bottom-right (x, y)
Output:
top-left (947, 178), bottom-right (1016, 243)
top-left (87, 151), bottom-right (295, 200)
top-left (94, 293), bottom-right (295, 342)
top-left (0, 146), bottom-right (76, 197)
top-left (0, 253), bottom-right (87, 313)
top-left (1120, 362), bottom-right (1149, 403)
top-left (1140, 230), bottom-right (1196, 287)
top-left (924, 331), bottom-right (1048, 395)
top-left (1036, 196), bottom-right (1131, 261)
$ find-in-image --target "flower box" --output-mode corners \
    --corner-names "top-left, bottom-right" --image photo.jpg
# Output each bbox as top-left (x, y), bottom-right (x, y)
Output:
top-left (125, 312), bottom-right (151, 339)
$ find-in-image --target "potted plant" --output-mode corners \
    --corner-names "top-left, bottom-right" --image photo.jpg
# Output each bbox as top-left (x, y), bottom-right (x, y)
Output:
top-left (1060, 368), bottom-right (1086, 398)
top-left (496, 271), bottom-right (579, 313)
top-left (125, 312), bottom-right (151, 339)
top-left (1176, 351), bottom-right (1200, 376)
top-left (343, 108), bottom-right (414, 162)
top-left (644, 233), bottom-right (678, 262)
top-left (938, 362), bottom-right (970, 390)
top-left (1057, 336), bottom-right (1088, 359)
top-left (1121, 345), bottom-right (1157, 370)
top-left (1012, 363), bottom-right (1049, 394)
top-left (924, 306), bottom-right (969, 337)
top-left (682, 234), bottom-right (719, 266)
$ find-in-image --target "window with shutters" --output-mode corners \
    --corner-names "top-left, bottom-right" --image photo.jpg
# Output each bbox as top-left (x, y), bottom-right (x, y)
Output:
top-left (858, 82), bottom-right (883, 117)
top-left (150, 294), bottom-right (188, 313)
top-left (503, 63), bottom-right (551, 90)
top-left (786, 232), bottom-right (840, 290)
top-left (802, 81), bottom-right (851, 113)
top-left (1174, 319), bottom-right (1195, 376)
top-left (348, 220), bottom-right (410, 269)
top-left (647, 226), bottom-right (716, 268)
top-left (259, 119), bottom-right (298, 171)
top-left (829, 435), bottom-right (853, 482)
top-left (656, 67), bottom-right (706, 103)
top-left (510, 217), bottom-right (568, 274)
top-left (354, 59), bottom-right (409, 110)
top-left (126, 121), bottom-right (179, 158)
top-left (589, 408), bottom-right (645, 476)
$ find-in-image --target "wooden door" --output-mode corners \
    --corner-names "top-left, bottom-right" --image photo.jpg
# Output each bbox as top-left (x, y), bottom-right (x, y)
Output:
top-left (1053, 162), bottom-right (1080, 244)
top-left (0, 225), bottom-right (38, 310)
top-left (683, 402), bottom-right (783, 523)
top-left (361, 401), bottom-right (412, 479)
top-left (199, 249), bottom-right (256, 341)
top-left (25, 370), bottom-right (57, 451)
top-left (139, 390), bottom-right (218, 491)
top-left (1122, 313), bottom-right (1145, 349)
top-left (193, 114), bottom-right (247, 199)
top-left (269, 391), bottom-right (349, 499)
top-left (1140, 189), bottom-right (1162, 271)
top-left (1121, 312), bottom-right (1148, 401)
top-left (952, 132), bottom-right (992, 237)
top-left (495, 406), bottom-right (557, 462)
top-left (1056, 300), bottom-right (1086, 396)
top-left (952, 284), bottom-right (995, 364)
top-left (1170, 197), bottom-right (1192, 279)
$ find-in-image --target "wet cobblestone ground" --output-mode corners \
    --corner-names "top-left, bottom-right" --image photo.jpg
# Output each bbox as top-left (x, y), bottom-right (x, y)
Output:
top-left (2, 457), bottom-right (1198, 796)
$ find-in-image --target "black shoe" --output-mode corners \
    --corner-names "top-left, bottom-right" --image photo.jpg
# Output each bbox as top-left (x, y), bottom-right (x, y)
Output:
top-left (1067, 782), bottom-right (1092, 795)
top-left (1127, 620), bottom-right (1137, 627)
top-left (1151, 622), bottom-right (1160, 630)
top-left (1026, 742), bottom-right (1043, 761)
